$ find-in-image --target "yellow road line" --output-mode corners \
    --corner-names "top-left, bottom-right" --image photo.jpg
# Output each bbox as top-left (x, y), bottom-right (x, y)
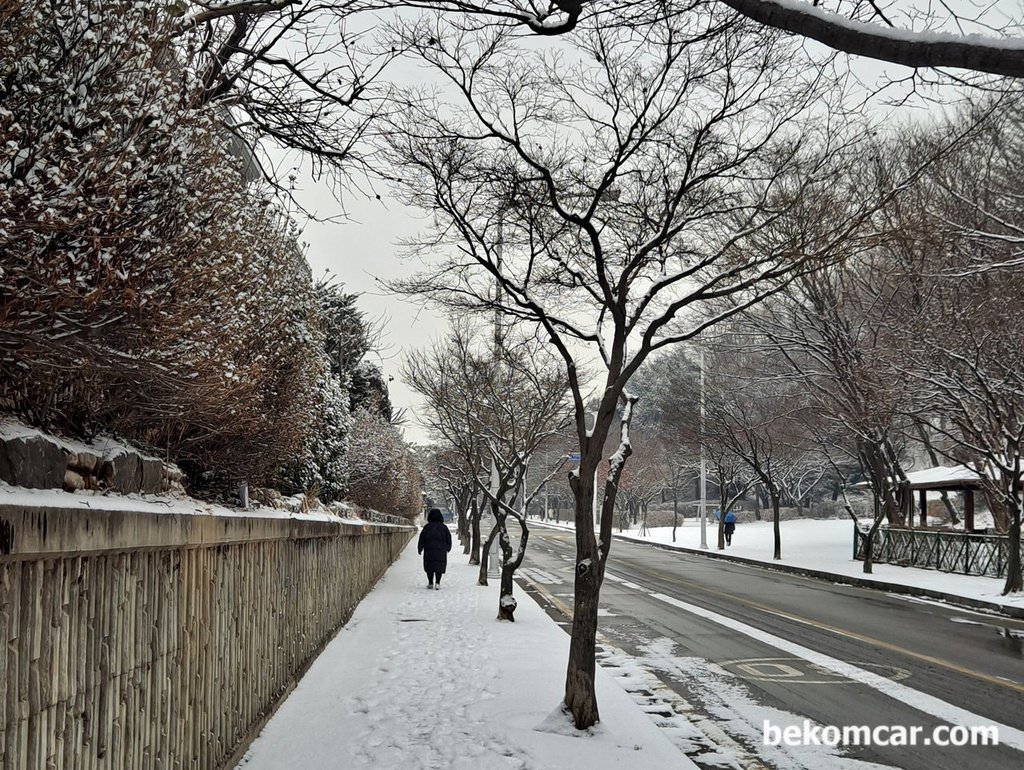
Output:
top-left (519, 574), bottom-right (574, 620)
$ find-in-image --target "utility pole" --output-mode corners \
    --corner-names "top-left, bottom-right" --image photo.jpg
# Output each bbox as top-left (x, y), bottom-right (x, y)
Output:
top-left (699, 342), bottom-right (708, 549)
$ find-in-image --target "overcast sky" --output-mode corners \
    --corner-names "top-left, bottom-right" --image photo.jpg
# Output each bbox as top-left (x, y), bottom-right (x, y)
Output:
top-left (291, 176), bottom-right (442, 445)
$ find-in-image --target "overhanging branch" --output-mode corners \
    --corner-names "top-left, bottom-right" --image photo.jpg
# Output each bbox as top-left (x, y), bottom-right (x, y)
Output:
top-left (183, 0), bottom-right (301, 30)
top-left (718, 0), bottom-right (1024, 77)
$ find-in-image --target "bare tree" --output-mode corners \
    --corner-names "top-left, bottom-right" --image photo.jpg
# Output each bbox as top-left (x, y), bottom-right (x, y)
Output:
top-left (616, 433), bottom-right (670, 533)
top-left (746, 253), bottom-right (921, 570)
top-left (172, 1), bottom-right (676, 198)
top-left (889, 107), bottom-right (1024, 593)
top-left (906, 291), bottom-right (1024, 594)
top-left (438, 449), bottom-right (479, 553)
top-left (403, 325), bottom-right (572, 618)
top-left (630, 348), bottom-right (753, 548)
top-left (403, 325), bottom-right (490, 564)
top-left (379, 2), bottom-right (888, 726)
top-left (154, 1), bottom-right (1024, 219)
top-left (732, 105), bottom-right (1014, 576)
top-left (781, 454), bottom-right (830, 515)
top-left (924, 97), bottom-right (1024, 274)
top-left (701, 337), bottom-right (811, 559)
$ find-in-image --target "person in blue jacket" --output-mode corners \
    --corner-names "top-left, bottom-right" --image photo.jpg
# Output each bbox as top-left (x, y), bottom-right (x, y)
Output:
top-left (723, 511), bottom-right (737, 546)
top-left (418, 508), bottom-right (452, 589)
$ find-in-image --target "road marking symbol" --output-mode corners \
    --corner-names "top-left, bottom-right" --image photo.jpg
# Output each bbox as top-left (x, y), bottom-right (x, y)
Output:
top-left (607, 566), bottom-right (1024, 695)
top-left (734, 660), bottom-right (803, 680)
top-left (646, 590), bottom-right (1024, 753)
top-left (716, 656), bottom-right (911, 684)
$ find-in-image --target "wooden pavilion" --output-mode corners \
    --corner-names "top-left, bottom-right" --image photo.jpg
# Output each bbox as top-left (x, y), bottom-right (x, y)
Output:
top-left (855, 464), bottom-right (985, 532)
top-left (899, 465), bottom-right (984, 532)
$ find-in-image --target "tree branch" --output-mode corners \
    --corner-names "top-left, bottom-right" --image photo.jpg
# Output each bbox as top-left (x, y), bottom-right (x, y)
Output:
top-left (717, 0), bottom-right (1024, 77)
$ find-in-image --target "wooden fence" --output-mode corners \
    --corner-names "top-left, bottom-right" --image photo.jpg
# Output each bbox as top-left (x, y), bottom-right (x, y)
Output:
top-left (0, 504), bottom-right (414, 770)
top-left (853, 526), bottom-right (1021, 578)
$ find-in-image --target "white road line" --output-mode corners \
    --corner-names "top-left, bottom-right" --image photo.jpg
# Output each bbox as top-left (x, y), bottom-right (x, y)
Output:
top-left (646, 590), bottom-right (1024, 753)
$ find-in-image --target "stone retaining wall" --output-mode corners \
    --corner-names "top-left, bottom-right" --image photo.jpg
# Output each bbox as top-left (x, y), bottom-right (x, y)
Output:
top-left (0, 505), bottom-right (414, 769)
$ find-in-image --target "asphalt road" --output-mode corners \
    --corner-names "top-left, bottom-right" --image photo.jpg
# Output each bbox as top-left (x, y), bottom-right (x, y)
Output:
top-left (517, 527), bottom-right (1024, 770)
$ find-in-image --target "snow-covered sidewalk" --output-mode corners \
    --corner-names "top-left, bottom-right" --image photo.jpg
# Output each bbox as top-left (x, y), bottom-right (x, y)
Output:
top-left (541, 518), bottom-right (1024, 614)
top-left (235, 535), bottom-right (692, 770)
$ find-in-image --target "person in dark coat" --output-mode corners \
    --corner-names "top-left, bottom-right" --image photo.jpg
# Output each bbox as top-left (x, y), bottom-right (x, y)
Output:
top-left (418, 508), bottom-right (452, 589)
top-left (723, 510), bottom-right (737, 546)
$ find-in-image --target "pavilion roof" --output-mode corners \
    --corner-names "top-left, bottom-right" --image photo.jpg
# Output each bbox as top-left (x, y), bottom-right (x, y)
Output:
top-left (854, 464), bottom-right (984, 491)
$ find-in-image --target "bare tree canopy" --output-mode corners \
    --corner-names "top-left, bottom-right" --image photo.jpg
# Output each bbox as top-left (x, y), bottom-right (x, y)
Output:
top-left (403, 324), bottom-right (573, 617)
top-left (169, 0), bottom-right (1024, 202)
top-left (375, 0), bottom-right (916, 727)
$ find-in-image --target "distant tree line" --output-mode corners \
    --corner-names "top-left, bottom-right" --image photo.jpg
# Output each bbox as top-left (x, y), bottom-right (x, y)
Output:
top-left (626, 99), bottom-right (1024, 592)
top-left (407, 325), bottom-right (573, 620)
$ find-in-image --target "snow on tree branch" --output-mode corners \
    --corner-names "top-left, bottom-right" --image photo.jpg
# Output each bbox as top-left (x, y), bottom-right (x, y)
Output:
top-left (718, 0), bottom-right (1024, 77)
top-left (181, 0), bottom-right (301, 30)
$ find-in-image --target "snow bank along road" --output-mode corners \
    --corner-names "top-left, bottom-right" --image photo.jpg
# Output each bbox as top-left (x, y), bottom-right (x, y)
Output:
top-left (519, 529), bottom-right (1024, 770)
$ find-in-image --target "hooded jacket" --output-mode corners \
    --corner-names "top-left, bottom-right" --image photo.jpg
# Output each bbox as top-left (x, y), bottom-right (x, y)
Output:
top-left (418, 509), bottom-right (452, 573)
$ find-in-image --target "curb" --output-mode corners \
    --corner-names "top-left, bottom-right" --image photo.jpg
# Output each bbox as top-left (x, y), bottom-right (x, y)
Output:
top-left (530, 520), bottom-right (1024, 620)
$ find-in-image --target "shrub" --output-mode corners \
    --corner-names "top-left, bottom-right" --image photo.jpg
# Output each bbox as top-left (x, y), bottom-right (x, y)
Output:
top-left (0, 3), bottom-right (321, 491)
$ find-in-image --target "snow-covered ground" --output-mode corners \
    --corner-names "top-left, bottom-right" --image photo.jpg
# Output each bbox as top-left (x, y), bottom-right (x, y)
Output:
top-left (600, 517), bottom-right (1024, 612)
top-left (235, 538), bottom-right (694, 770)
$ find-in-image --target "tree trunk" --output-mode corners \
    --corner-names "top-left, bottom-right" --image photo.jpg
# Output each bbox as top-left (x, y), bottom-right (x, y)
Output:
top-left (498, 561), bottom-right (518, 620)
top-left (478, 518), bottom-right (499, 586)
top-left (863, 528), bottom-right (874, 574)
top-left (458, 490), bottom-right (470, 553)
top-left (862, 438), bottom-right (903, 526)
top-left (1003, 514), bottom-right (1022, 595)
top-left (772, 492), bottom-right (782, 560)
top-left (1002, 477), bottom-right (1022, 595)
top-left (672, 486), bottom-right (678, 543)
top-left (497, 521), bottom-right (515, 621)
top-left (565, 562), bottom-right (601, 727)
top-left (469, 495), bottom-right (482, 565)
top-left (862, 494), bottom-right (885, 574)
top-left (564, 397), bottom-right (634, 730)
top-left (497, 515), bottom-right (530, 620)
top-left (564, 465), bottom-right (602, 729)
top-left (717, 476), bottom-right (727, 550)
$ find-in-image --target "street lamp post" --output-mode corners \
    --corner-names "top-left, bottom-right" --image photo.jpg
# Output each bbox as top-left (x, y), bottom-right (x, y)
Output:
top-left (699, 342), bottom-right (708, 549)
